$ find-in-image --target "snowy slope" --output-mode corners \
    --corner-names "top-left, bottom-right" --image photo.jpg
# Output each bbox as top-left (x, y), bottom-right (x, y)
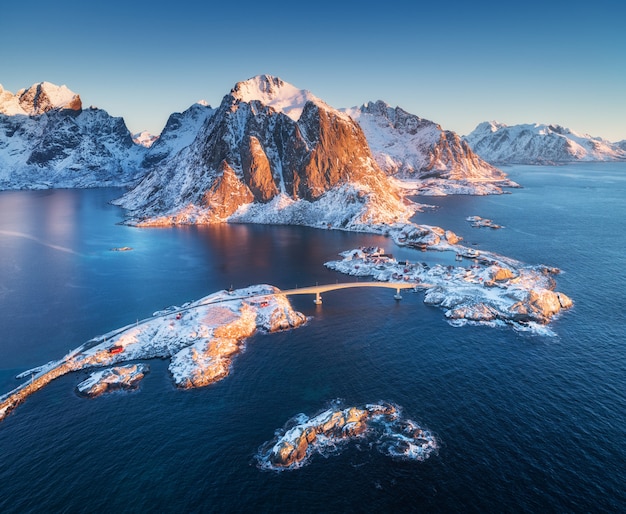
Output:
top-left (465, 121), bottom-right (626, 164)
top-left (230, 75), bottom-right (345, 122)
top-left (344, 101), bottom-right (516, 194)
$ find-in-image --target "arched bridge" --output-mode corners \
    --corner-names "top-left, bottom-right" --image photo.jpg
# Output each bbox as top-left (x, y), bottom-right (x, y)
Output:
top-left (279, 281), bottom-right (419, 304)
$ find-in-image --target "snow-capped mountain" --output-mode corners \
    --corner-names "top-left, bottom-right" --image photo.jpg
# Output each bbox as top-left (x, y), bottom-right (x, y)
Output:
top-left (114, 75), bottom-right (412, 228)
top-left (465, 121), bottom-right (626, 164)
top-left (0, 82), bottom-right (81, 116)
top-left (132, 131), bottom-right (158, 148)
top-left (0, 82), bottom-right (146, 189)
top-left (344, 101), bottom-right (516, 194)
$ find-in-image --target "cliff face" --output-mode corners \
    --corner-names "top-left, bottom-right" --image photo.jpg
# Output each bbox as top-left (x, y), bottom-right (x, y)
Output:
top-left (344, 101), bottom-right (509, 183)
top-left (116, 75), bottom-right (407, 227)
top-left (465, 121), bottom-right (626, 164)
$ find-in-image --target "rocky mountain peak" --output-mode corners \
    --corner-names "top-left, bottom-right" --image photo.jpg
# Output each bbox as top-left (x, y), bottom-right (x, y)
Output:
top-left (229, 74), bottom-right (327, 122)
top-left (0, 82), bottom-right (145, 189)
top-left (344, 102), bottom-right (509, 189)
top-left (16, 82), bottom-right (82, 115)
top-left (132, 131), bottom-right (159, 148)
top-left (115, 75), bottom-right (409, 226)
top-left (360, 100), bottom-right (438, 134)
top-left (231, 74), bottom-right (286, 100)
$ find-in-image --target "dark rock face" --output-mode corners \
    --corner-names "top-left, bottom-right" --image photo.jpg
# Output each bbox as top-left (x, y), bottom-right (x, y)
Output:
top-left (241, 135), bottom-right (278, 202)
top-left (201, 162), bottom-right (254, 219)
top-left (295, 102), bottom-right (376, 199)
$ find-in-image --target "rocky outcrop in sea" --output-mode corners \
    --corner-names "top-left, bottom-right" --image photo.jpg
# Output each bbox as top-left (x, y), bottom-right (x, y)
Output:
top-left (256, 401), bottom-right (437, 470)
top-left (325, 241), bottom-right (572, 333)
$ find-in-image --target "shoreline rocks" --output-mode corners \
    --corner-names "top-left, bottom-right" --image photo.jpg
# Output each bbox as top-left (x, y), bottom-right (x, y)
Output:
top-left (325, 245), bottom-right (572, 332)
top-left (76, 364), bottom-right (149, 397)
top-left (466, 215), bottom-right (503, 229)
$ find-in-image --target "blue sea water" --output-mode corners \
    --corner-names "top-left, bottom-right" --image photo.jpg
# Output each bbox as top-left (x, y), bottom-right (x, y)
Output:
top-left (0, 163), bottom-right (624, 512)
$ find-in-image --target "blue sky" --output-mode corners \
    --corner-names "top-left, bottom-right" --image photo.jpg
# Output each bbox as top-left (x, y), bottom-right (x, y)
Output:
top-left (1, 0), bottom-right (624, 141)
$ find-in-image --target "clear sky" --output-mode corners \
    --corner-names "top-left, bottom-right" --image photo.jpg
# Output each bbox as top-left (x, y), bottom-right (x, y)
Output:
top-left (1, 0), bottom-right (624, 141)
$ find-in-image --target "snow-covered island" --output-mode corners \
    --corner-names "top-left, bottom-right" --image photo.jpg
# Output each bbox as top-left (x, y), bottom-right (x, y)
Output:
top-left (256, 401), bottom-right (437, 470)
top-left (325, 239), bottom-right (572, 334)
top-left (466, 216), bottom-right (503, 229)
top-left (0, 285), bottom-right (306, 421)
top-left (76, 364), bottom-right (149, 397)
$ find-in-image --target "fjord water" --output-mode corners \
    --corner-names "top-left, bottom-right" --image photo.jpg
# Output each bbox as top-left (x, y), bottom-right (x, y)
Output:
top-left (0, 163), bottom-right (624, 512)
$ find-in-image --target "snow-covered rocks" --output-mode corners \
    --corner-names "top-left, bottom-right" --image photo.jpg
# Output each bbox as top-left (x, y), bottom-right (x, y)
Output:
top-left (466, 215), bottom-right (503, 229)
top-left (75, 285), bottom-right (307, 388)
top-left (325, 244), bottom-right (572, 332)
top-left (76, 364), bottom-right (149, 397)
top-left (167, 302), bottom-right (257, 388)
top-left (256, 401), bottom-right (437, 470)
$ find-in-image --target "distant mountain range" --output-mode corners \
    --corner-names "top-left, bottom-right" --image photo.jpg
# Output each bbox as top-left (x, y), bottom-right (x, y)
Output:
top-left (1, 76), bottom-right (624, 225)
top-left (464, 121), bottom-right (626, 164)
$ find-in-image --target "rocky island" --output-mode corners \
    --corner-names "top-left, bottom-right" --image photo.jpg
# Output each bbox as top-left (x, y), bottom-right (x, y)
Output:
top-left (257, 401), bottom-right (437, 470)
top-left (466, 215), bottom-right (503, 229)
top-left (325, 239), bottom-right (572, 333)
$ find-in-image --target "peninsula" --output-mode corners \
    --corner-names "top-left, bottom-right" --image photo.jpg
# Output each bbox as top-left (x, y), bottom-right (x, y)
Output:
top-left (0, 285), bottom-right (306, 421)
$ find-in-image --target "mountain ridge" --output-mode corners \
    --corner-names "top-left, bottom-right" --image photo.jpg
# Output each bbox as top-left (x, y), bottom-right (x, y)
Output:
top-left (343, 100), bottom-right (516, 194)
top-left (0, 83), bottom-right (145, 189)
top-left (465, 121), bottom-right (626, 164)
